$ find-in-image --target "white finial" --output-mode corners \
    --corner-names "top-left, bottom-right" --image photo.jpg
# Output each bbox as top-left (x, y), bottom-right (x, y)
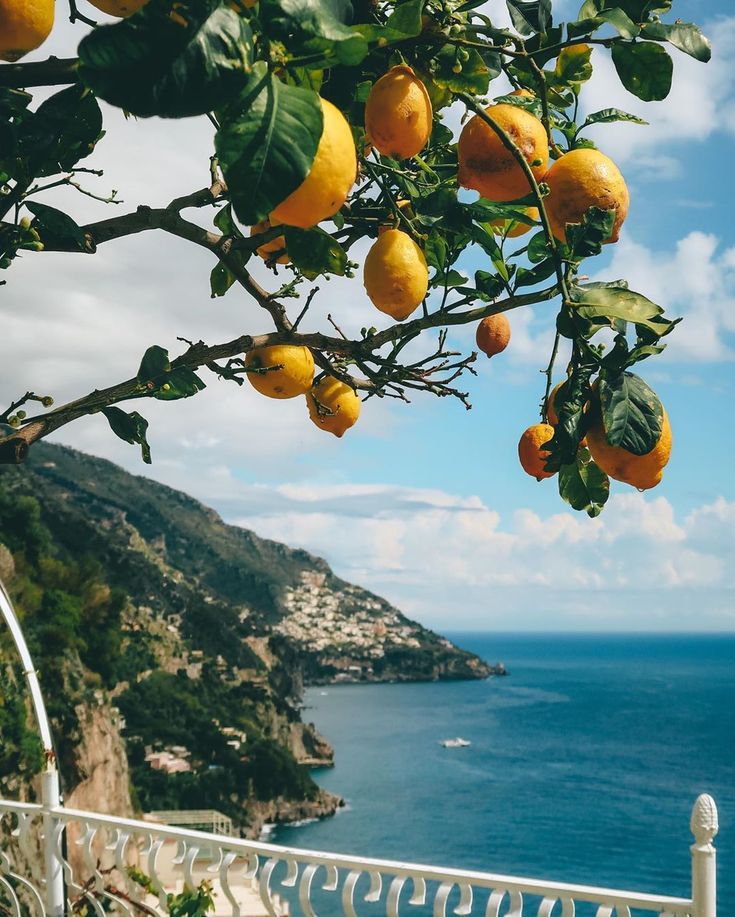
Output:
top-left (691, 794), bottom-right (719, 846)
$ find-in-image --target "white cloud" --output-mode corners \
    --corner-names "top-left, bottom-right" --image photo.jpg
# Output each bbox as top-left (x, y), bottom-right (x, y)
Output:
top-left (578, 16), bottom-right (735, 170)
top-left (216, 480), bottom-right (735, 630)
top-left (592, 231), bottom-right (735, 362)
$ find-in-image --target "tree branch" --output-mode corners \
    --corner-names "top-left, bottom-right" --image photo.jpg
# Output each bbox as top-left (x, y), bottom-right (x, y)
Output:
top-left (0, 57), bottom-right (79, 89)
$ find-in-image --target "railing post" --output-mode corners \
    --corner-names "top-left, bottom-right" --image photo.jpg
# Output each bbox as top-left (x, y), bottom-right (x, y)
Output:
top-left (41, 768), bottom-right (64, 917)
top-left (691, 794), bottom-right (718, 917)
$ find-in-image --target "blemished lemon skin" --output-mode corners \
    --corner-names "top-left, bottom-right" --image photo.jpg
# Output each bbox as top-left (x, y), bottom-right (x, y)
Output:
top-left (251, 219), bottom-right (289, 265)
top-left (307, 377), bottom-right (361, 437)
top-left (363, 229), bottom-right (429, 321)
top-left (246, 345), bottom-right (314, 399)
top-left (518, 423), bottom-right (556, 480)
top-left (543, 148), bottom-right (629, 244)
top-left (587, 408), bottom-right (672, 490)
top-left (87, 0), bottom-right (148, 14)
top-left (365, 65), bottom-right (433, 160)
top-left (489, 207), bottom-right (539, 238)
top-left (475, 314), bottom-right (511, 358)
top-left (271, 99), bottom-right (357, 229)
top-left (458, 104), bottom-right (549, 202)
top-left (0, 0), bottom-right (53, 61)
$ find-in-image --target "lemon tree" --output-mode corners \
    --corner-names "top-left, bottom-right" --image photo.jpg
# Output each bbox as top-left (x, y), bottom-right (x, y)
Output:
top-left (0, 0), bottom-right (711, 517)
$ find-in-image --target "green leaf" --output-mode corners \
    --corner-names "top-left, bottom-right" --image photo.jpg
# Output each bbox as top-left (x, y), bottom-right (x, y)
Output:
top-left (553, 42), bottom-right (592, 86)
top-left (424, 233), bottom-right (447, 271)
top-left (564, 206), bottom-right (616, 261)
top-left (526, 230), bottom-right (550, 263)
top-left (514, 257), bottom-right (556, 288)
top-left (23, 85), bottom-right (103, 176)
top-left (570, 8), bottom-right (639, 39)
top-left (641, 21), bottom-right (711, 62)
top-left (283, 226), bottom-right (348, 278)
top-left (506, 0), bottom-right (551, 36)
top-left (154, 366), bottom-right (206, 400)
top-left (432, 46), bottom-right (492, 94)
top-left (210, 261), bottom-right (237, 297)
top-left (598, 371), bottom-right (662, 454)
top-left (137, 345), bottom-right (171, 383)
top-left (558, 447), bottom-right (609, 517)
top-left (581, 107), bottom-right (648, 128)
top-left (474, 270), bottom-right (505, 301)
top-left (611, 41), bottom-right (672, 101)
top-left (24, 202), bottom-right (86, 251)
top-left (570, 283), bottom-right (676, 338)
top-left (216, 63), bottom-right (323, 226)
top-left (102, 407), bottom-right (152, 464)
top-left (78, 0), bottom-right (254, 118)
top-left (384, 0), bottom-right (424, 37)
top-left (261, 0), bottom-right (368, 65)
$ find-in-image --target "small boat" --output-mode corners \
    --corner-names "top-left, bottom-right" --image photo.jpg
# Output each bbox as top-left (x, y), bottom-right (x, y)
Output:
top-left (440, 737), bottom-right (471, 748)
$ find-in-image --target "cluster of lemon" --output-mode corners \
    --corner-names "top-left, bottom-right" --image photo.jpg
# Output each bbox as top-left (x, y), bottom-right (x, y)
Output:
top-left (519, 382), bottom-right (672, 491)
top-left (244, 343), bottom-right (361, 438)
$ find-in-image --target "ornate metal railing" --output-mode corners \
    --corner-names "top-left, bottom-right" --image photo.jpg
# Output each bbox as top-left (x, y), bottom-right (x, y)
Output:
top-left (0, 795), bottom-right (718, 917)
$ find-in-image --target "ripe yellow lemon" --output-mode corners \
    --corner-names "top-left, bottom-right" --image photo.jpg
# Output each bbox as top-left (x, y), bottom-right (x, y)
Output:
top-left (458, 104), bottom-right (548, 202)
top-left (251, 219), bottom-right (289, 265)
top-left (271, 99), bottom-right (357, 229)
top-left (587, 408), bottom-right (672, 490)
top-left (508, 88), bottom-right (534, 98)
top-left (0, 0), bottom-right (54, 61)
top-left (518, 423), bottom-right (555, 480)
top-left (246, 345), bottom-right (314, 399)
top-left (364, 228), bottom-right (428, 321)
top-left (307, 377), bottom-right (361, 438)
top-left (365, 65), bottom-right (433, 160)
top-left (476, 314), bottom-right (511, 358)
top-left (546, 381), bottom-right (565, 426)
top-left (87, 0), bottom-right (148, 14)
top-left (543, 148), bottom-right (629, 244)
top-left (489, 206), bottom-right (539, 238)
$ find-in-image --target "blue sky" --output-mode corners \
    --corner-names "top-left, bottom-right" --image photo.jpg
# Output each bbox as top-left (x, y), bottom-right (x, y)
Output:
top-left (2, 0), bottom-right (734, 631)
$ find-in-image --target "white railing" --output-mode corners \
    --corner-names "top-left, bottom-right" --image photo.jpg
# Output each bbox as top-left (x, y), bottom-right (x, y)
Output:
top-left (0, 795), bottom-right (718, 917)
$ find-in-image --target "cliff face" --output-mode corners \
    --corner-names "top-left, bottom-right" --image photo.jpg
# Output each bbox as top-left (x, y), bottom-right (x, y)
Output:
top-left (0, 440), bottom-right (491, 835)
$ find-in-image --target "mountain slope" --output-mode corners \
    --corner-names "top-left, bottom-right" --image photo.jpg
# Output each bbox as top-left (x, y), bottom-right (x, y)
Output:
top-left (0, 440), bottom-right (491, 834)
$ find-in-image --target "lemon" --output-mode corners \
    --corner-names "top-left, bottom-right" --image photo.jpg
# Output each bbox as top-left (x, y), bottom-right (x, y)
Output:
top-left (365, 65), bottom-right (433, 160)
top-left (587, 407), bottom-right (672, 490)
top-left (475, 314), bottom-right (511, 358)
top-left (251, 219), bottom-right (289, 265)
top-left (363, 229), bottom-right (428, 321)
top-left (246, 345), bottom-right (314, 399)
top-left (458, 104), bottom-right (548, 202)
top-left (543, 148), bottom-right (629, 244)
top-left (271, 99), bottom-right (357, 229)
top-left (0, 0), bottom-right (53, 61)
top-left (518, 423), bottom-right (555, 480)
top-left (307, 377), bottom-right (361, 437)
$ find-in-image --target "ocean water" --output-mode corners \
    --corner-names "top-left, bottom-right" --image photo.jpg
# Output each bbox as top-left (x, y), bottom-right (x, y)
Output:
top-left (274, 634), bottom-right (735, 915)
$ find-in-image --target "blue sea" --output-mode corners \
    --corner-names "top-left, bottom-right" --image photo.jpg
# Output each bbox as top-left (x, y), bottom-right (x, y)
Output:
top-left (275, 634), bottom-right (735, 915)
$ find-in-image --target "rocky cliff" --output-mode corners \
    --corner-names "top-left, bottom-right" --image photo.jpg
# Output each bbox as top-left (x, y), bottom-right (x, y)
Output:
top-left (0, 440), bottom-right (492, 835)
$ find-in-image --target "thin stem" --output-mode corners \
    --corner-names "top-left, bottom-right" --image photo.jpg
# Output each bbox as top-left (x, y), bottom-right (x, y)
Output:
top-left (542, 330), bottom-right (561, 423)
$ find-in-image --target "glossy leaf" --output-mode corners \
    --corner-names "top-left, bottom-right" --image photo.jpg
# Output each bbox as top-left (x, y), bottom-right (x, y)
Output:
top-left (154, 366), bottom-right (206, 400)
top-left (581, 108), bottom-right (648, 128)
top-left (506, 0), bottom-right (551, 36)
top-left (283, 226), bottom-right (348, 278)
top-left (570, 283), bottom-right (676, 338)
top-left (78, 0), bottom-right (254, 118)
top-left (641, 21), bottom-right (711, 62)
top-left (215, 63), bottom-right (323, 225)
top-left (260, 0), bottom-right (368, 65)
top-left (598, 371), bottom-right (662, 454)
top-left (25, 202), bottom-right (87, 251)
top-left (611, 41), bottom-right (672, 101)
top-left (102, 407), bottom-right (152, 464)
top-left (433, 46), bottom-right (492, 94)
top-left (25, 86), bottom-right (103, 176)
top-left (558, 446), bottom-right (609, 517)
